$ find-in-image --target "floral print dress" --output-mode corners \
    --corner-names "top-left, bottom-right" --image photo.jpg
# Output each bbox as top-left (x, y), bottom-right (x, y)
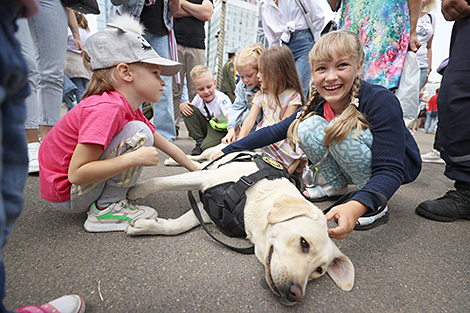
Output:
top-left (339, 0), bottom-right (410, 89)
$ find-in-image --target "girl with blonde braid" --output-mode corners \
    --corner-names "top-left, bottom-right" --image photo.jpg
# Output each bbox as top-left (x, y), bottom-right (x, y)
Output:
top-left (215, 30), bottom-right (421, 239)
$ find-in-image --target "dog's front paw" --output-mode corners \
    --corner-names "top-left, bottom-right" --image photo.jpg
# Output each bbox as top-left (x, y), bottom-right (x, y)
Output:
top-left (126, 218), bottom-right (162, 236)
top-left (128, 182), bottom-right (152, 200)
top-left (164, 158), bottom-right (179, 166)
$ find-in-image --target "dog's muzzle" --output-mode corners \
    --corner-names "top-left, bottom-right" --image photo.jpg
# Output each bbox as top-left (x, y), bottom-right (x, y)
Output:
top-left (265, 245), bottom-right (304, 305)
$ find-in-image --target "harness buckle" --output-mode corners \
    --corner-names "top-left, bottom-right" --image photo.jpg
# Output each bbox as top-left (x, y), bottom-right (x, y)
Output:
top-left (239, 176), bottom-right (255, 187)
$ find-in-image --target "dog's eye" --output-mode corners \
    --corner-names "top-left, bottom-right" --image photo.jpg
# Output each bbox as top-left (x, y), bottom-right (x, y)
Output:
top-left (316, 267), bottom-right (323, 274)
top-left (300, 237), bottom-right (309, 253)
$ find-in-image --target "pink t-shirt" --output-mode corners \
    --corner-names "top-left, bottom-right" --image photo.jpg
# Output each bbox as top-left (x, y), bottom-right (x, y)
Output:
top-left (39, 91), bottom-right (155, 202)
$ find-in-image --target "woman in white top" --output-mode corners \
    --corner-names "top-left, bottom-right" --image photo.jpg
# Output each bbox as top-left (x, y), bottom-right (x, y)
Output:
top-left (416, 0), bottom-right (436, 90)
top-left (261, 0), bottom-right (324, 98)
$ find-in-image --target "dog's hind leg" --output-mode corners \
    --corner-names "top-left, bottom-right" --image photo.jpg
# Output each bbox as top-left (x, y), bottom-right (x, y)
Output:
top-left (126, 203), bottom-right (211, 236)
top-left (128, 172), bottom-right (208, 200)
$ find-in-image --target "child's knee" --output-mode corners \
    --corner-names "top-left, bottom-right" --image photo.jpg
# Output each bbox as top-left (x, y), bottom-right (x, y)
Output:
top-left (122, 121), bottom-right (154, 148)
top-left (298, 115), bottom-right (327, 151)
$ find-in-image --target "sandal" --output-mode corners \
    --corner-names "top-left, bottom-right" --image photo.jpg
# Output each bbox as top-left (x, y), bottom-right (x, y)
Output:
top-left (303, 184), bottom-right (348, 202)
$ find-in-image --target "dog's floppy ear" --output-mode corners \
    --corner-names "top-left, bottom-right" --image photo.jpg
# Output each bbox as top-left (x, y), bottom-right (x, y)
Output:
top-left (326, 246), bottom-right (355, 291)
top-left (267, 195), bottom-right (320, 224)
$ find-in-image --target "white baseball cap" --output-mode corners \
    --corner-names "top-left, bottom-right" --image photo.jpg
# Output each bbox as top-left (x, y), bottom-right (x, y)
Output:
top-left (84, 15), bottom-right (181, 76)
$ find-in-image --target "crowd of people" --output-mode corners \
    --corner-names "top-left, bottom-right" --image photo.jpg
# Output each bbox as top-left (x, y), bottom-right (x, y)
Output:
top-left (1, 0), bottom-right (469, 311)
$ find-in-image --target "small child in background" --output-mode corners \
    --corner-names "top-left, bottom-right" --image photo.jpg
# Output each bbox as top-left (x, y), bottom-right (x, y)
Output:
top-left (221, 43), bottom-right (265, 144)
top-left (238, 45), bottom-right (306, 174)
top-left (39, 15), bottom-right (200, 233)
top-left (180, 65), bottom-right (232, 155)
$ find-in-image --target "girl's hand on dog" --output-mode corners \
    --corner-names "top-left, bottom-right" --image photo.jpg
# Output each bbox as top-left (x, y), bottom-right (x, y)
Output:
top-left (325, 201), bottom-right (368, 240)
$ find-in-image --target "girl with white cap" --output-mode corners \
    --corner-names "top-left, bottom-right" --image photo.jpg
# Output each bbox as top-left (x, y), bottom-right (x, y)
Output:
top-left (39, 15), bottom-right (199, 233)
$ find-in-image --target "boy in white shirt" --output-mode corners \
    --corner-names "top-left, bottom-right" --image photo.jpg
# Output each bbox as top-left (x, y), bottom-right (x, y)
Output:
top-left (180, 65), bottom-right (232, 155)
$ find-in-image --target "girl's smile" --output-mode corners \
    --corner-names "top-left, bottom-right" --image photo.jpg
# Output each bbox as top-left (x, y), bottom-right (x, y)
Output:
top-left (312, 54), bottom-right (362, 112)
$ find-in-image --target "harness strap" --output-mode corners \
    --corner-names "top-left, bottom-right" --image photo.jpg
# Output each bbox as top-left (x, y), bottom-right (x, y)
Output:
top-left (189, 190), bottom-right (255, 254)
top-left (224, 168), bottom-right (276, 210)
top-left (200, 151), bottom-right (256, 172)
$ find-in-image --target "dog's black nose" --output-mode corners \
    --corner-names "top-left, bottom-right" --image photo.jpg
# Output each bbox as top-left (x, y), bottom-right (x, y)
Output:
top-left (286, 282), bottom-right (303, 302)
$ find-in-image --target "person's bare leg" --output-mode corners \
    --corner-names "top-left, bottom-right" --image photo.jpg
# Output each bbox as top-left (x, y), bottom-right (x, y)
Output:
top-left (40, 125), bottom-right (53, 141)
top-left (25, 128), bottom-right (39, 143)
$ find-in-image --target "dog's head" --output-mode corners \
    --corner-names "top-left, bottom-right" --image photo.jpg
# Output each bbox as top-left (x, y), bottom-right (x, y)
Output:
top-left (263, 195), bottom-right (354, 306)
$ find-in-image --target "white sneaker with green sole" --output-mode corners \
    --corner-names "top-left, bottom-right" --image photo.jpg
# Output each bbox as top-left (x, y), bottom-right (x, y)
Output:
top-left (84, 199), bottom-right (158, 232)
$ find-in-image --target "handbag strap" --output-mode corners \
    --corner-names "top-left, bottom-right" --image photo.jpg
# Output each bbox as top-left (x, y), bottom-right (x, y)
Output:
top-left (293, 0), bottom-right (316, 39)
top-left (188, 191), bottom-right (255, 255)
top-left (322, 189), bottom-right (388, 216)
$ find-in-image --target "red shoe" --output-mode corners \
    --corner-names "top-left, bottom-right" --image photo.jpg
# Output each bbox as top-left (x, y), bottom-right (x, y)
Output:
top-left (191, 142), bottom-right (203, 156)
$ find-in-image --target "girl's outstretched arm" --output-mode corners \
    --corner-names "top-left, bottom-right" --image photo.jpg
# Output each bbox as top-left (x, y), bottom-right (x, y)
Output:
top-left (68, 143), bottom-right (159, 186)
top-left (153, 131), bottom-right (201, 172)
top-left (238, 105), bottom-right (260, 140)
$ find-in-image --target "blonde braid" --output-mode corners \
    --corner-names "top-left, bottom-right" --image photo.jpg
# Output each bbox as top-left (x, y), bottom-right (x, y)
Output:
top-left (287, 88), bottom-right (319, 150)
top-left (349, 76), bottom-right (369, 138)
top-left (350, 76), bottom-right (361, 103)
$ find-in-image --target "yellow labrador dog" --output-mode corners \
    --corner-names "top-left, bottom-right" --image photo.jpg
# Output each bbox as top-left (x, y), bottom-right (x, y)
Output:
top-left (126, 151), bottom-right (354, 306)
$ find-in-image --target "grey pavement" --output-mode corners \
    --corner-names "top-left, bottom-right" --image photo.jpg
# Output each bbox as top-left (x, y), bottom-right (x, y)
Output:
top-left (4, 125), bottom-right (469, 312)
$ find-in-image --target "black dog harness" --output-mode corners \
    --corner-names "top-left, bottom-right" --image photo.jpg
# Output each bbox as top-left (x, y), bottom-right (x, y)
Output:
top-left (188, 152), bottom-right (300, 254)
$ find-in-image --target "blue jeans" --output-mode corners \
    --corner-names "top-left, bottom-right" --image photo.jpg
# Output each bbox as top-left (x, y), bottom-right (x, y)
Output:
top-left (0, 2), bottom-right (31, 311)
top-left (143, 33), bottom-right (177, 142)
top-left (62, 74), bottom-right (77, 111)
top-left (71, 77), bottom-right (88, 104)
top-left (419, 67), bottom-right (428, 90)
top-left (63, 76), bottom-right (89, 111)
top-left (283, 29), bottom-right (314, 98)
top-left (424, 111), bottom-right (438, 133)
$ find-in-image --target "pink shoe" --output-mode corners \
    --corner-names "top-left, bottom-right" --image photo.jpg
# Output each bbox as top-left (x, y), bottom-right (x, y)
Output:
top-left (15, 295), bottom-right (85, 313)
